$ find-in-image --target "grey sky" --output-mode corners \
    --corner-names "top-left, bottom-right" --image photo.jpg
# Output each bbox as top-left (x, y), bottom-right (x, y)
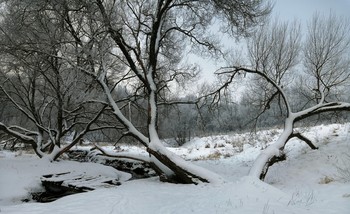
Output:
top-left (273, 0), bottom-right (350, 22)
top-left (197, 0), bottom-right (350, 83)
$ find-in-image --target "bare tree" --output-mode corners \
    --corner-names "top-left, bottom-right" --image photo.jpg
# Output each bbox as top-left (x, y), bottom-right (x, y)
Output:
top-left (0, 0), bottom-right (271, 183)
top-left (217, 13), bottom-right (350, 180)
top-left (0, 0), bottom-right (109, 160)
top-left (304, 13), bottom-right (350, 103)
top-left (74, 0), bottom-right (271, 184)
top-left (245, 18), bottom-right (301, 127)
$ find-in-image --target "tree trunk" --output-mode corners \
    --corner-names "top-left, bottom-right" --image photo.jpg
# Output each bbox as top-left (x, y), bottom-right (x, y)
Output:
top-left (147, 139), bottom-right (223, 184)
top-left (249, 117), bottom-right (294, 180)
top-left (147, 148), bottom-right (207, 184)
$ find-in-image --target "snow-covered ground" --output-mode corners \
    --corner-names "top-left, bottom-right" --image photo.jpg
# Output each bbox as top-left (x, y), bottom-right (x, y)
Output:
top-left (1, 123), bottom-right (349, 213)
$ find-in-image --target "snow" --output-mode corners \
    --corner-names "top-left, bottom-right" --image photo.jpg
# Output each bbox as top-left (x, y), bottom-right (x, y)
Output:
top-left (149, 139), bottom-right (225, 184)
top-left (1, 123), bottom-right (350, 213)
top-left (0, 155), bottom-right (131, 206)
top-left (98, 78), bottom-right (149, 145)
top-left (249, 116), bottom-right (294, 178)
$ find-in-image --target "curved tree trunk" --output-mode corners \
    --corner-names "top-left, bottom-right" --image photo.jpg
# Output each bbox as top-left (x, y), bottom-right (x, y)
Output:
top-left (249, 117), bottom-right (294, 180)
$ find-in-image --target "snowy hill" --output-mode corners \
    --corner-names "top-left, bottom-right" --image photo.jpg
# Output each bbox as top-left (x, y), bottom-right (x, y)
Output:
top-left (0, 123), bottom-right (349, 213)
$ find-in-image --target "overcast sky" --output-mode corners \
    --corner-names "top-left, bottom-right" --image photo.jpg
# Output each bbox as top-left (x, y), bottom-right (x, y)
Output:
top-left (273, 0), bottom-right (350, 22)
top-left (196, 0), bottom-right (350, 83)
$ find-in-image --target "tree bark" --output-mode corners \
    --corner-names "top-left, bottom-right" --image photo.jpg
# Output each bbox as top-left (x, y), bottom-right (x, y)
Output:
top-left (249, 116), bottom-right (294, 180)
top-left (147, 147), bottom-right (209, 184)
top-left (289, 132), bottom-right (318, 150)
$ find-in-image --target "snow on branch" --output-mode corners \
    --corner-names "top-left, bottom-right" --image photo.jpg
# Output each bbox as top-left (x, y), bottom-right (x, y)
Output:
top-left (93, 144), bottom-right (151, 163)
top-left (0, 122), bottom-right (37, 145)
top-left (0, 122), bottom-right (46, 158)
top-left (294, 102), bottom-right (350, 122)
top-left (98, 74), bottom-right (149, 146)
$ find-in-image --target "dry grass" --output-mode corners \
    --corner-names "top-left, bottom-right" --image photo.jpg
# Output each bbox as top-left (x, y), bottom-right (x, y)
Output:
top-left (193, 151), bottom-right (222, 161)
top-left (319, 176), bottom-right (334, 184)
